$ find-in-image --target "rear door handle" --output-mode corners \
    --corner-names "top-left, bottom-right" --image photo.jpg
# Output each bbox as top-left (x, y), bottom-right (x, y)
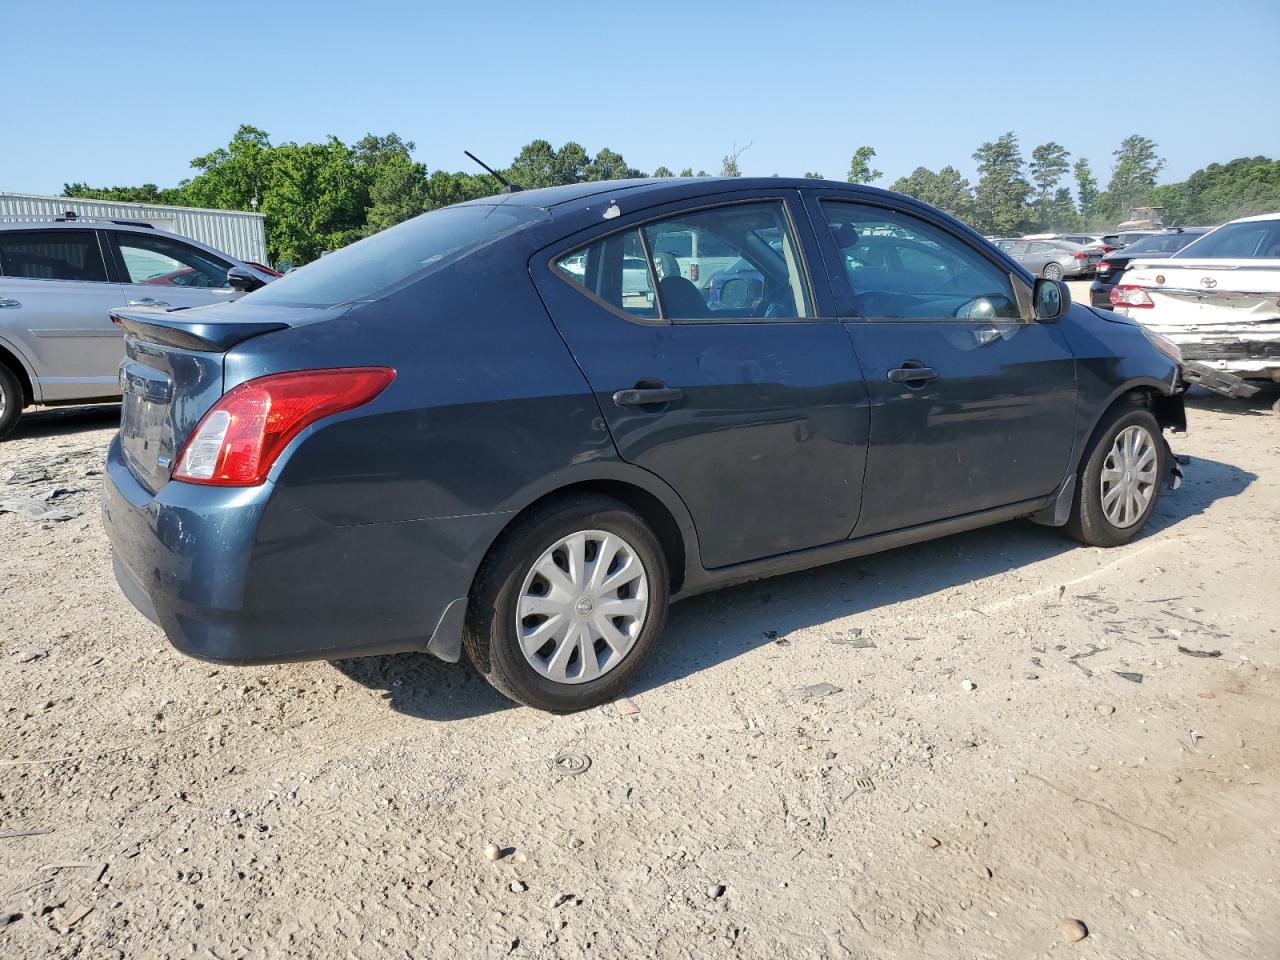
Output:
top-left (612, 386), bottom-right (684, 407)
top-left (888, 366), bottom-right (938, 384)
top-left (0, 298), bottom-right (20, 309)
top-left (127, 297), bottom-right (170, 309)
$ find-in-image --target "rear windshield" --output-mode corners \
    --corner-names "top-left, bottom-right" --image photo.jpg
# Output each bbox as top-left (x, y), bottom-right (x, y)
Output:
top-left (245, 203), bottom-right (546, 307)
top-left (1173, 219), bottom-right (1280, 259)
top-left (1120, 232), bottom-right (1202, 256)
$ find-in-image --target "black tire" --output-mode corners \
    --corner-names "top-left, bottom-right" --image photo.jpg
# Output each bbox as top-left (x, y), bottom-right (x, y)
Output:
top-left (1043, 261), bottom-right (1064, 280)
top-left (0, 363), bottom-right (23, 440)
top-left (464, 495), bottom-right (670, 712)
top-left (1065, 403), bottom-right (1166, 547)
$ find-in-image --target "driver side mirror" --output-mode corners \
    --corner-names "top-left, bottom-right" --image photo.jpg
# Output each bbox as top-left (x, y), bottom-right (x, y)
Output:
top-left (1033, 277), bottom-right (1070, 322)
top-left (227, 266), bottom-right (266, 294)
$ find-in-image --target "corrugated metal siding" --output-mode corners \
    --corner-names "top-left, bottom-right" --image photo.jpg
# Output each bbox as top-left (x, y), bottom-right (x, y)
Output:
top-left (0, 192), bottom-right (268, 264)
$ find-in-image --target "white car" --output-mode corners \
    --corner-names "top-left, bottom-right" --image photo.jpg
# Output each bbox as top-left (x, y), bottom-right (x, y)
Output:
top-left (1110, 212), bottom-right (1280, 383)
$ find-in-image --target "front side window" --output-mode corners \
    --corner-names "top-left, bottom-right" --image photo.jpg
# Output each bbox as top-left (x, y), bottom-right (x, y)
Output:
top-left (0, 229), bottom-right (107, 282)
top-left (821, 201), bottom-right (1019, 320)
top-left (554, 200), bottom-right (812, 322)
top-left (116, 234), bottom-right (232, 288)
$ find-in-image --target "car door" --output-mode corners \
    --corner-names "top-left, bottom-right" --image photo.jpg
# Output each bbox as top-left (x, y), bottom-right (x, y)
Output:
top-left (531, 192), bottom-right (871, 570)
top-left (0, 228), bottom-right (128, 401)
top-left (806, 195), bottom-right (1077, 536)
top-left (105, 230), bottom-right (241, 312)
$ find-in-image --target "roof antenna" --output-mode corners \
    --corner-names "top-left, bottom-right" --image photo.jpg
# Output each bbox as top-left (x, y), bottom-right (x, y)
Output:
top-left (465, 150), bottom-right (522, 192)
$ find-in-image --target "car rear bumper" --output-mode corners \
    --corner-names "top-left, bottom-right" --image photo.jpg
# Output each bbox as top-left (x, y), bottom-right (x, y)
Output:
top-left (101, 435), bottom-right (476, 665)
top-left (1090, 279), bottom-right (1117, 307)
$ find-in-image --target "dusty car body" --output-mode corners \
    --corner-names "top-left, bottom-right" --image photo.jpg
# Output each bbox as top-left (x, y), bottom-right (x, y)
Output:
top-left (101, 177), bottom-right (1186, 712)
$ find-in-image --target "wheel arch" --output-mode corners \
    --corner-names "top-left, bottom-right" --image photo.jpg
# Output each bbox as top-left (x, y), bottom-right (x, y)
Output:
top-left (0, 337), bottom-right (37, 407)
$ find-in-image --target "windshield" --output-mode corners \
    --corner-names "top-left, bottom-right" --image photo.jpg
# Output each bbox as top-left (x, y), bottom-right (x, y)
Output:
top-left (1173, 220), bottom-right (1280, 259)
top-left (1122, 232), bottom-right (1203, 256)
top-left (245, 203), bottom-right (546, 307)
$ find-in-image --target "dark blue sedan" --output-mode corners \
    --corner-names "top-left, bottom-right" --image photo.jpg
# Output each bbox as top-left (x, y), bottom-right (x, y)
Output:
top-left (103, 178), bottom-right (1187, 712)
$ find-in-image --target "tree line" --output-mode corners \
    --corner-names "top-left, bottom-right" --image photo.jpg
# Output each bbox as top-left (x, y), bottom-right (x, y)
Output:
top-left (64, 124), bottom-right (1280, 264)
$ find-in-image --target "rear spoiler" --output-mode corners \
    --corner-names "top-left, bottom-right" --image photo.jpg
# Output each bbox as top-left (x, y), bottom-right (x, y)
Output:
top-left (110, 309), bottom-right (288, 352)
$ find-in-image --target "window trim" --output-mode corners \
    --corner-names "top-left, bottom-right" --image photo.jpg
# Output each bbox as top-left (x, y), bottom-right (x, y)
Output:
top-left (0, 228), bottom-right (114, 285)
top-left (810, 194), bottom-right (1034, 323)
top-left (105, 230), bottom-right (234, 289)
top-left (546, 195), bottom-right (822, 326)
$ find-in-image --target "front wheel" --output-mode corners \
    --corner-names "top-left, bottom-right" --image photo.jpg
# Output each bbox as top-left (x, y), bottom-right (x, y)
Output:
top-left (1065, 405), bottom-right (1166, 547)
top-left (0, 363), bottom-right (24, 440)
top-left (464, 496), bottom-right (669, 712)
top-left (1042, 261), bottom-right (1064, 281)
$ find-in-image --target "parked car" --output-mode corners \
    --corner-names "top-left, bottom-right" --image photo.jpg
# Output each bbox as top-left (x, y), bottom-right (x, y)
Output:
top-left (0, 218), bottom-right (276, 438)
top-left (1057, 233), bottom-right (1118, 253)
top-left (1090, 228), bottom-right (1210, 307)
top-left (102, 178), bottom-right (1186, 712)
top-left (1005, 239), bottom-right (1100, 279)
top-left (1111, 212), bottom-right (1280, 383)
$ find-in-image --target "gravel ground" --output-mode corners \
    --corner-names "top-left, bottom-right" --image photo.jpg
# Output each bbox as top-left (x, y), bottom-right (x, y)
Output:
top-left (1, 384), bottom-right (1278, 960)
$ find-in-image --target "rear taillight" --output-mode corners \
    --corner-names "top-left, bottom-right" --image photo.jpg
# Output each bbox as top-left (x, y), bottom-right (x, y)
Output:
top-left (1071, 252), bottom-right (1090, 260)
top-left (1110, 285), bottom-right (1154, 309)
top-left (173, 367), bottom-right (396, 486)
top-left (689, 263), bottom-right (699, 282)
top-left (1101, 245), bottom-right (1118, 253)
top-left (1097, 261), bottom-right (1112, 273)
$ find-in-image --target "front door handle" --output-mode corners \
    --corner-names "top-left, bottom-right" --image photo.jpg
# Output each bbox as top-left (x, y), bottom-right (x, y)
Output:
top-left (612, 385), bottom-right (685, 407)
top-left (0, 298), bottom-right (20, 309)
top-left (888, 365), bottom-right (938, 384)
top-left (127, 297), bottom-right (170, 309)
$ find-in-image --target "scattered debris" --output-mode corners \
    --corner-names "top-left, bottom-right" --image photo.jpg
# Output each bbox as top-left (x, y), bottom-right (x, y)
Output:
top-left (853, 776), bottom-right (875, 794)
top-left (961, 680), bottom-right (977, 692)
top-left (15, 646), bottom-right (48, 663)
top-left (921, 835), bottom-right (941, 849)
top-left (509, 880), bottom-right (527, 893)
top-left (1096, 704), bottom-right (1115, 716)
top-left (1114, 671), bottom-right (1144, 684)
top-left (550, 752), bottom-right (591, 777)
top-left (614, 696), bottom-right (641, 717)
top-left (796, 682), bottom-right (842, 700)
top-left (1060, 918), bottom-right (1089, 943)
top-left (1177, 645), bottom-right (1222, 659)
top-left (0, 827), bottom-right (54, 840)
top-left (0, 496), bottom-right (81, 521)
top-left (831, 628), bottom-right (876, 649)
top-left (1024, 672), bottom-right (1040, 680)
top-left (51, 904), bottom-right (93, 932)
top-left (483, 843), bottom-right (503, 862)
top-left (1189, 729), bottom-right (1204, 748)
top-left (1198, 692), bottom-right (1216, 700)
top-left (706, 883), bottom-right (726, 899)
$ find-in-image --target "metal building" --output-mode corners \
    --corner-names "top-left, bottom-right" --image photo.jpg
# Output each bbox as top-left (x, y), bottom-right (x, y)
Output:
top-left (0, 192), bottom-right (268, 265)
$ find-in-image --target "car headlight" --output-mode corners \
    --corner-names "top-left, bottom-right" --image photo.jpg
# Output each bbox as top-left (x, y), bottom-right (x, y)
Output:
top-left (1140, 325), bottom-right (1182, 364)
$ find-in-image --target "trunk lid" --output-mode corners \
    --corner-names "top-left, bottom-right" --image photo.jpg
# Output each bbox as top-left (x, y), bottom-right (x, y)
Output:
top-left (111, 303), bottom-right (326, 494)
top-left (1122, 257), bottom-right (1280, 333)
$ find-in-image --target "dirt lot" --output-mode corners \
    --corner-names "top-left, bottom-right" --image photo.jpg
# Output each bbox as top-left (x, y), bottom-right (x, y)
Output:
top-left (2, 383), bottom-right (1278, 959)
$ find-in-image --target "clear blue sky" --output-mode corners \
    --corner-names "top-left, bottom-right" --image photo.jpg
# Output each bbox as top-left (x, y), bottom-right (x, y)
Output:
top-left (2, 0), bottom-right (1276, 196)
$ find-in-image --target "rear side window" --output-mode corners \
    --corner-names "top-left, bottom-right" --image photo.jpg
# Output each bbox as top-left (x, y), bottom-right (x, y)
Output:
top-left (821, 200), bottom-right (1019, 320)
top-left (0, 229), bottom-right (108, 282)
top-left (554, 200), bottom-right (812, 322)
top-left (555, 228), bottom-right (658, 319)
top-left (246, 203), bottom-right (547, 308)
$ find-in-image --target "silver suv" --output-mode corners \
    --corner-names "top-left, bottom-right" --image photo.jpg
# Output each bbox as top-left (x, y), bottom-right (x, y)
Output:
top-left (0, 217), bottom-right (274, 438)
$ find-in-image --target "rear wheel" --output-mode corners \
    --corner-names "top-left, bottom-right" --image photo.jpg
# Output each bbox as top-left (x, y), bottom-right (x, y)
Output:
top-left (0, 363), bottom-right (23, 440)
top-left (464, 496), bottom-right (669, 712)
top-left (1065, 404), bottom-right (1166, 547)
top-left (1042, 261), bottom-right (1064, 281)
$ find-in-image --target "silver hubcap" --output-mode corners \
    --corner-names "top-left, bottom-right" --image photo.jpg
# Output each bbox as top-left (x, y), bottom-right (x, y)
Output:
top-left (516, 529), bottom-right (649, 684)
top-left (0, 381), bottom-right (6, 418)
top-left (1101, 425), bottom-right (1157, 528)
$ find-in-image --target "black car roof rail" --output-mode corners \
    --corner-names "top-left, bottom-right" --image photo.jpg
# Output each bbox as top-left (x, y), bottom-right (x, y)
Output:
top-left (0, 212), bottom-right (156, 227)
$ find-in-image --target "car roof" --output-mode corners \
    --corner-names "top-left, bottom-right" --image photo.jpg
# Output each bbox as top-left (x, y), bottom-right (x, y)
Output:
top-left (0, 218), bottom-right (164, 234)
top-left (1226, 211), bottom-right (1280, 224)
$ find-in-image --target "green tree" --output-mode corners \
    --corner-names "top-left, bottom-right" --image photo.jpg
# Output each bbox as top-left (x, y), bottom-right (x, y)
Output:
top-left (972, 132), bottom-right (1032, 235)
top-left (1153, 156), bottom-right (1280, 225)
top-left (846, 146), bottom-right (882, 185)
top-left (679, 167), bottom-right (695, 177)
top-left (1073, 157), bottom-right (1100, 220)
top-left (183, 124), bottom-right (274, 211)
top-left (889, 165), bottom-right (976, 225)
top-left (803, 171), bottom-right (824, 179)
top-left (1029, 141), bottom-right (1070, 229)
top-left (720, 142), bottom-right (751, 177)
top-left (1108, 134), bottom-right (1165, 219)
top-left (583, 147), bottom-right (643, 181)
top-left (62, 182), bottom-right (187, 205)
top-left (354, 133), bottom-right (430, 234)
top-left (652, 166), bottom-right (675, 177)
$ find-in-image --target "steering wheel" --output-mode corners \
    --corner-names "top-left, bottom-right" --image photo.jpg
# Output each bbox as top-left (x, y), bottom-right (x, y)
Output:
top-left (752, 280), bottom-right (795, 318)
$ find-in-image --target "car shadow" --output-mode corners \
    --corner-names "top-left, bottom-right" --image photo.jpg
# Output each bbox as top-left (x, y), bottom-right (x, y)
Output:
top-left (7, 403), bottom-right (120, 441)
top-left (335, 452), bottom-right (1254, 721)
top-left (1185, 383), bottom-right (1279, 416)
